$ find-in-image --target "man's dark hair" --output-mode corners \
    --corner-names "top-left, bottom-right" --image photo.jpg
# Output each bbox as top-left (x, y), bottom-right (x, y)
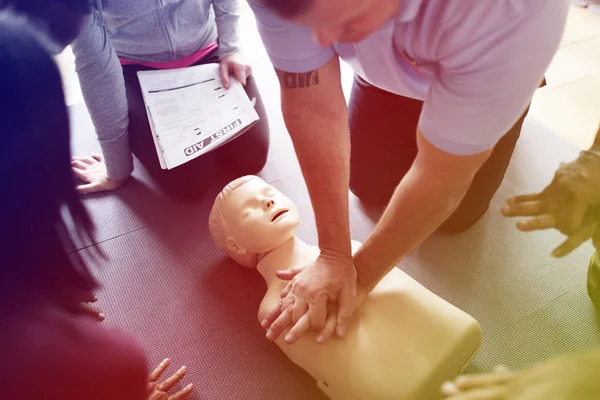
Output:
top-left (0, 11), bottom-right (98, 311)
top-left (259, 0), bottom-right (314, 18)
top-left (0, 0), bottom-right (93, 47)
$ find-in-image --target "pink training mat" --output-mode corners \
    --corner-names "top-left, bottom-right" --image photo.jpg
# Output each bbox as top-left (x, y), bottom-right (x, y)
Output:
top-left (67, 100), bottom-right (599, 399)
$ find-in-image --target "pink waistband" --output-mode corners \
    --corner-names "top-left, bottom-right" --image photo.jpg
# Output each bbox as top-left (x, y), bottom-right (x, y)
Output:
top-left (119, 42), bottom-right (218, 69)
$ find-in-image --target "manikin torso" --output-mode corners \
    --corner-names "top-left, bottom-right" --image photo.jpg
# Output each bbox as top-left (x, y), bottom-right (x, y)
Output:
top-left (257, 237), bottom-right (481, 400)
top-left (210, 176), bottom-right (481, 400)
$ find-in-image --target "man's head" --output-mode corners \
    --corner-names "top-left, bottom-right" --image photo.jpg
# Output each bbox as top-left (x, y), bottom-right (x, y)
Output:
top-left (209, 176), bottom-right (300, 268)
top-left (0, 0), bottom-right (93, 51)
top-left (258, 0), bottom-right (401, 46)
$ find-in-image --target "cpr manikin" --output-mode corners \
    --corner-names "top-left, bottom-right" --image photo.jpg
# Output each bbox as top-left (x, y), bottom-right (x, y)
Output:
top-left (208, 176), bottom-right (481, 400)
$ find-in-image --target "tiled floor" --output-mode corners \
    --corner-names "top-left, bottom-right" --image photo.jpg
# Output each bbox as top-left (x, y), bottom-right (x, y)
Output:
top-left (529, 4), bottom-right (600, 149)
top-left (56, 3), bottom-right (600, 149)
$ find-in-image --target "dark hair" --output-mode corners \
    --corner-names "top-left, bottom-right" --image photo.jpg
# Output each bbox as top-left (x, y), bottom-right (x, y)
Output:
top-left (258, 0), bottom-right (313, 18)
top-left (0, 0), bottom-right (93, 48)
top-left (0, 12), bottom-right (98, 310)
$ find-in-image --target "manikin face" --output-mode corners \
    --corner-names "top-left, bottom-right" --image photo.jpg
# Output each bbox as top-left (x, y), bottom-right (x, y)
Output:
top-left (223, 178), bottom-right (300, 255)
top-left (290, 0), bottom-right (401, 46)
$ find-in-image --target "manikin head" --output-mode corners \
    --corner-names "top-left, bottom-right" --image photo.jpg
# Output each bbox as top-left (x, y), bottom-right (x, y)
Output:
top-left (258, 0), bottom-right (401, 46)
top-left (209, 176), bottom-right (300, 268)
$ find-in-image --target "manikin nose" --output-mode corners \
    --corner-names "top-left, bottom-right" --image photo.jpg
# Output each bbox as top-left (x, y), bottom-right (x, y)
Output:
top-left (263, 199), bottom-right (275, 210)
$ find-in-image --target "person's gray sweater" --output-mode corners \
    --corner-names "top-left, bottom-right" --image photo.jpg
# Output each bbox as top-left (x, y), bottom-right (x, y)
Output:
top-left (71, 0), bottom-right (240, 180)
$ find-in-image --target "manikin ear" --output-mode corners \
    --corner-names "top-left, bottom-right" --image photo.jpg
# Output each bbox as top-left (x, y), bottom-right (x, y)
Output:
top-left (226, 237), bottom-right (248, 255)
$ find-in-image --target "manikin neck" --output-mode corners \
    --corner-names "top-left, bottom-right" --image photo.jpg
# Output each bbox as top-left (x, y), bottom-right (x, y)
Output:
top-left (256, 236), bottom-right (307, 283)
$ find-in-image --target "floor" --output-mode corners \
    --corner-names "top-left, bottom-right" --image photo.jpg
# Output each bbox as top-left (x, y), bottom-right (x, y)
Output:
top-left (56, 3), bottom-right (600, 149)
top-left (530, 4), bottom-right (600, 149)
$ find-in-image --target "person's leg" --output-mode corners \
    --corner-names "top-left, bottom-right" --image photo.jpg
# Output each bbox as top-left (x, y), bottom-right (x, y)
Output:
top-left (122, 64), bottom-right (216, 201)
top-left (190, 49), bottom-right (270, 175)
top-left (349, 74), bottom-right (535, 233)
top-left (214, 74), bottom-right (270, 175)
top-left (438, 107), bottom-right (527, 233)
top-left (439, 78), bottom-right (548, 232)
top-left (348, 75), bottom-right (422, 206)
top-left (588, 251), bottom-right (600, 311)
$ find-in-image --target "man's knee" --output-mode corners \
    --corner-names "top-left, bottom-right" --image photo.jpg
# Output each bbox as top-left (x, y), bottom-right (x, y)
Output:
top-left (223, 128), bottom-right (270, 175)
top-left (240, 145), bottom-right (269, 174)
top-left (349, 177), bottom-right (393, 208)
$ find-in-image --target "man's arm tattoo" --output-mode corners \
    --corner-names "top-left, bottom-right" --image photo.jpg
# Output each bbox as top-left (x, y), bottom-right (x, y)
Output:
top-left (275, 69), bottom-right (320, 89)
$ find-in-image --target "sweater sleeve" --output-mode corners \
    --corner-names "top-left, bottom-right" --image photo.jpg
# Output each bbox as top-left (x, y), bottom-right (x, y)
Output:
top-left (71, 7), bottom-right (133, 180)
top-left (212, 0), bottom-right (241, 59)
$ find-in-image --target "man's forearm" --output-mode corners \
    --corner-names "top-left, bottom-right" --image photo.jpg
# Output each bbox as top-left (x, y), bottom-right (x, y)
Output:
top-left (353, 166), bottom-right (469, 290)
top-left (282, 100), bottom-right (352, 255)
top-left (278, 63), bottom-right (351, 256)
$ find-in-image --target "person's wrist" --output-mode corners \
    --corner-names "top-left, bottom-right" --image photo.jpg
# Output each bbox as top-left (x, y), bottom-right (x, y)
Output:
top-left (220, 51), bottom-right (241, 61)
top-left (353, 250), bottom-right (376, 292)
top-left (356, 282), bottom-right (370, 297)
top-left (318, 235), bottom-right (352, 258)
top-left (318, 246), bottom-right (352, 267)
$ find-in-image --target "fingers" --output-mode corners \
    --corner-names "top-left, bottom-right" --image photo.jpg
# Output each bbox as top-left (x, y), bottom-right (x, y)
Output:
top-left (277, 266), bottom-right (304, 283)
top-left (443, 385), bottom-right (507, 400)
top-left (284, 312), bottom-right (311, 344)
top-left (335, 287), bottom-right (354, 339)
top-left (552, 219), bottom-right (596, 257)
top-left (72, 156), bottom-right (95, 165)
top-left (317, 311), bottom-right (337, 344)
top-left (170, 383), bottom-right (194, 400)
top-left (219, 62), bottom-right (230, 89)
top-left (266, 306), bottom-right (293, 341)
top-left (454, 370), bottom-right (514, 391)
top-left (232, 64), bottom-right (248, 86)
top-left (158, 365), bottom-right (188, 392)
top-left (91, 152), bottom-right (103, 162)
top-left (291, 298), bottom-right (308, 324)
top-left (76, 178), bottom-right (122, 194)
top-left (149, 359), bottom-right (171, 382)
top-left (72, 160), bottom-right (90, 170)
top-left (308, 292), bottom-right (328, 330)
top-left (72, 290), bottom-right (97, 303)
top-left (76, 182), bottom-right (103, 194)
top-left (280, 282), bottom-right (292, 299)
top-left (72, 165), bottom-right (92, 182)
top-left (261, 301), bottom-right (283, 330)
top-left (501, 200), bottom-right (557, 217)
top-left (506, 193), bottom-right (542, 206)
top-left (148, 387), bottom-right (169, 400)
top-left (79, 302), bottom-right (105, 322)
top-left (516, 214), bottom-right (556, 231)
